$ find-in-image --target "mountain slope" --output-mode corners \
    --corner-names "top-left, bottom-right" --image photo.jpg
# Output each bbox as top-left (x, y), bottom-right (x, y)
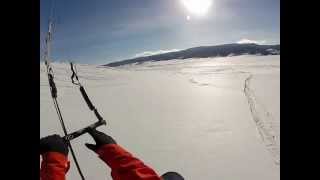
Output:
top-left (105, 43), bottom-right (280, 67)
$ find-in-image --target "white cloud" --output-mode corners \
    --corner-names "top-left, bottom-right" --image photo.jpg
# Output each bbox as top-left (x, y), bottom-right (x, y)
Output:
top-left (134, 49), bottom-right (181, 58)
top-left (237, 38), bottom-right (266, 45)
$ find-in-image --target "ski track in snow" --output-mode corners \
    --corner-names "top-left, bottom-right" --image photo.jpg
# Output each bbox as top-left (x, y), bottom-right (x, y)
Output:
top-left (120, 55), bottom-right (280, 165)
top-left (181, 63), bottom-right (280, 165)
top-left (244, 74), bottom-right (280, 165)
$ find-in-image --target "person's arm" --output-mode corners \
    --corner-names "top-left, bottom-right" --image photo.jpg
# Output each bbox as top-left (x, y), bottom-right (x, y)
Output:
top-left (40, 135), bottom-right (70, 180)
top-left (86, 129), bottom-right (161, 180)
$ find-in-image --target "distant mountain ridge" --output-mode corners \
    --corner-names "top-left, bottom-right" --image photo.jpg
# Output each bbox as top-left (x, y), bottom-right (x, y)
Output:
top-left (105, 43), bottom-right (280, 67)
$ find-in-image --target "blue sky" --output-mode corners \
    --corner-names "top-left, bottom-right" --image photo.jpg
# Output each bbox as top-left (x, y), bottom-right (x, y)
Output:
top-left (40, 0), bottom-right (280, 64)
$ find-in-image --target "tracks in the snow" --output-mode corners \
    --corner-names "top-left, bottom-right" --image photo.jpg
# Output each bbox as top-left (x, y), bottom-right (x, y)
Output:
top-left (244, 74), bottom-right (280, 165)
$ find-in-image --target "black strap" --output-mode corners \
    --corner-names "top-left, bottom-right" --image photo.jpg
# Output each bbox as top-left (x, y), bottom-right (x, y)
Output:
top-left (80, 86), bottom-right (94, 110)
top-left (45, 61), bottom-right (86, 180)
top-left (70, 62), bottom-right (80, 85)
top-left (48, 73), bottom-right (57, 98)
top-left (70, 62), bottom-right (106, 124)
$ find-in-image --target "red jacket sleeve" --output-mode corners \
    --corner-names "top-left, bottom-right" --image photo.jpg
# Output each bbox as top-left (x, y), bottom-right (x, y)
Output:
top-left (40, 152), bottom-right (70, 180)
top-left (97, 144), bottom-right (161, 180)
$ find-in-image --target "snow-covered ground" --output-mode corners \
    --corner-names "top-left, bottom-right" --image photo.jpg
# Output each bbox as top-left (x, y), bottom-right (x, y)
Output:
top-left (40, 55), bottom-right (280, 180)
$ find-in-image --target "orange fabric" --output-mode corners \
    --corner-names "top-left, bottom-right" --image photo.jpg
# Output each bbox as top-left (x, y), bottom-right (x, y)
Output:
top-left (97, 144), bottom-right (161, 180)
top-left (40, 145), bottom-right (161, 180)
top-left (40, 152), bottom-right (70, 180)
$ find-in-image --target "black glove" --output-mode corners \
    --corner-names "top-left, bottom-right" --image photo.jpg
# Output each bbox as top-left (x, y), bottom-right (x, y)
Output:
top-left (85, 128), bottom-right (116, 152)
top-left (40, 134), bottom-right (69, 156)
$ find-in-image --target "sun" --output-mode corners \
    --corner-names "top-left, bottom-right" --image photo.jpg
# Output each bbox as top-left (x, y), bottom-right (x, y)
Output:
top-left (181, 0), bottom-right (213, 16)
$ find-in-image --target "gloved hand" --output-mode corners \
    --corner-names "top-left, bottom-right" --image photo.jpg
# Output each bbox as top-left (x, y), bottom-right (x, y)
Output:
top-left (85, 128), bottom-right (116, 152)
top-left (40, 134), bottom-right (69, 156)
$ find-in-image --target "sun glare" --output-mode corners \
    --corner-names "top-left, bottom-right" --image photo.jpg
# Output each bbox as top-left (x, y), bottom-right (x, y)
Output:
top-left (181, 0), bottom-right (213, 16)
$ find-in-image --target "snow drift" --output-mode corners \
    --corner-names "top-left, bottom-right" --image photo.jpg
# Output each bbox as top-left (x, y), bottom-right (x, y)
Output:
top-left (40, 55), bottom-right (280, 180)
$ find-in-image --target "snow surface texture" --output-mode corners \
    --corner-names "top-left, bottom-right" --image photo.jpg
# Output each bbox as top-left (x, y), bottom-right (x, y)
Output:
top-left (40, 55), bottom-right (280, 180)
